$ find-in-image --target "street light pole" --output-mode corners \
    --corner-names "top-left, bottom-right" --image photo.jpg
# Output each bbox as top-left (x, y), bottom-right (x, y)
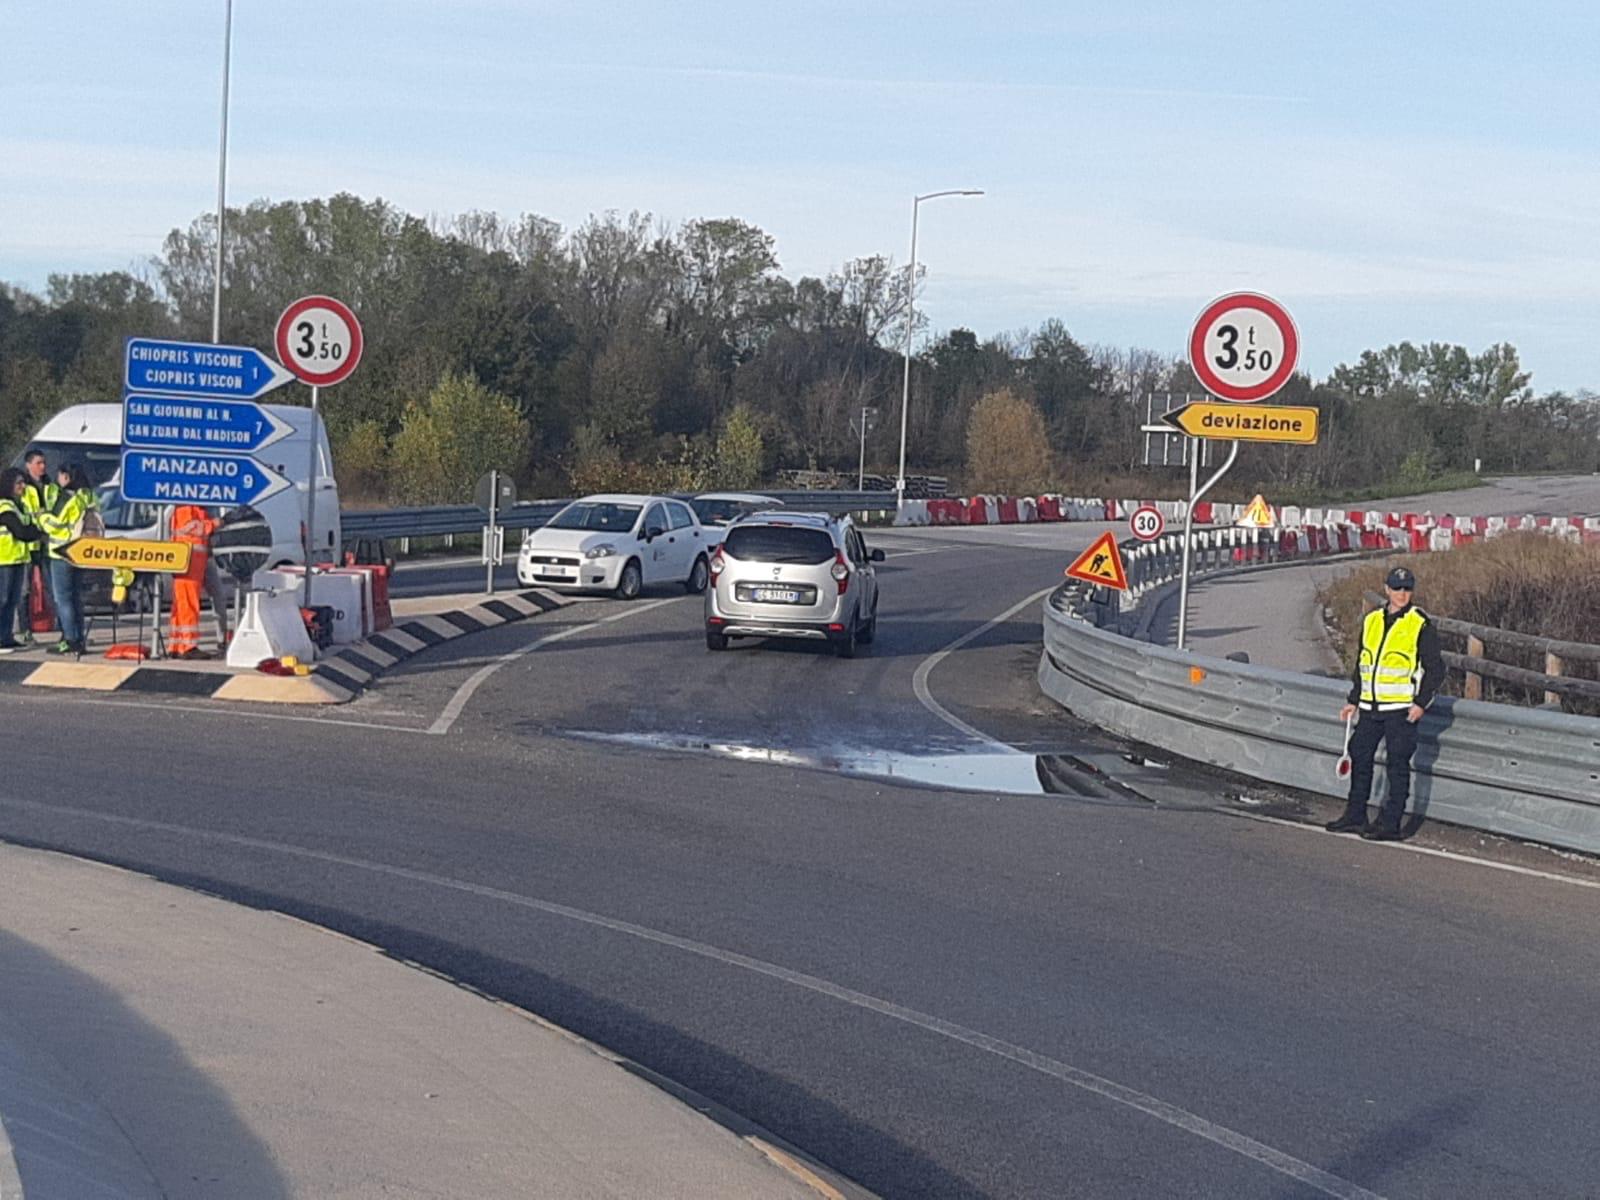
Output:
top-left (211, 0), bottom-right (234, 345)
top-left (896, 189), bottom-right (982, 509)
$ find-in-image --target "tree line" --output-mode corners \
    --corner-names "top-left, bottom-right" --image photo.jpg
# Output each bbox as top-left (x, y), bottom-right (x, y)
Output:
top-left (2, 193), bottom-right (1595, 504)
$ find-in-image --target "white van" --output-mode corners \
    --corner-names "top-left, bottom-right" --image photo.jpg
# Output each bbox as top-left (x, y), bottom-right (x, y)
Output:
top-left (19, 402), bottom-right (340, 568)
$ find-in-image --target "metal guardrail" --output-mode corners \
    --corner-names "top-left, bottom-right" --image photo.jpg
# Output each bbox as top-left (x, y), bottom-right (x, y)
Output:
top-left (1061, 526), bottom-right (1366, 636)
top-left (1039, 584), bottom-right (1600, 855)
top-left (340, 490), bottom-right (899, 542)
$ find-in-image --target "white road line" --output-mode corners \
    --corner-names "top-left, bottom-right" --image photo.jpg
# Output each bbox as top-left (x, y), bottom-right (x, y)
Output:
top-left (0, 694), bottom-right (428, 734)
top-left (911, 587), bottom-right (1054, 746)
top-left (883, 546), bottom-right (959, 560)
top-left (0, 796), bottom-right (1384, 1200)
top-left (1226, 810), bottom-right (1600, 892)
top-left (429, 597), bottom-right (680, 736)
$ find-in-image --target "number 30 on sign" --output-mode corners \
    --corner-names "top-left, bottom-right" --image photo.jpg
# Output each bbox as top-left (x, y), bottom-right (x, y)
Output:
top-left (1188, 292), bottom-right (1298, 403)
top-left (1130, 505), bottom-right (1164, 541)
top-left (274, 295), bottom-right (363, 388)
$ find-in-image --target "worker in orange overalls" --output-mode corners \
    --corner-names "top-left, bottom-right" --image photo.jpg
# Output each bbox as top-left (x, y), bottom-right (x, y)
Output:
top-left (170, 504), bottom-right (218, 657)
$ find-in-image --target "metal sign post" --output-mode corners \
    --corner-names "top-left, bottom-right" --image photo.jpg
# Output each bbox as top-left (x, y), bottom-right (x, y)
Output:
top-left (486, 469), bottom-right (499, 595)
top-left (474, 469), bottom-right (516, 595)
top-left (304, 384), bottom-right (320, 612)
top-left (1175, 438), bottom-right (1240, 649)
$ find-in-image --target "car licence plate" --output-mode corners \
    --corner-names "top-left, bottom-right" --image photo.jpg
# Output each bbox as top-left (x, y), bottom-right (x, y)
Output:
top-left (542, 564), bottom-right (576, 576)
top-left (752, 587), bottom-right (802, 604)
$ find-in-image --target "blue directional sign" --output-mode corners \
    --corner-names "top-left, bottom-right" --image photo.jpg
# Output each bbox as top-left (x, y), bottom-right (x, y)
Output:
top-left (124, 337), bottom-right (295, 400)
top-left (122, 394), bottom-right (294, 454)
top-left (119, 449), bottom-right (291, 507)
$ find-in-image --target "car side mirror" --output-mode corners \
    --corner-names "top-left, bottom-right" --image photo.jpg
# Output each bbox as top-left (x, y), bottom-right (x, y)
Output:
top-left (644, 525), bottom-right (665, 541)
top-left (869, 549), bottom-right (886, 562)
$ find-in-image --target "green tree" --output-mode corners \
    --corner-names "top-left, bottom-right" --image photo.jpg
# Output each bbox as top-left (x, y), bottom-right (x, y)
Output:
top-left (390, 371), bottom-right (531, 504)
top-left (713, 405), bottom-right (764, 488)
top-left (334, 419), bottom-right (391, 502)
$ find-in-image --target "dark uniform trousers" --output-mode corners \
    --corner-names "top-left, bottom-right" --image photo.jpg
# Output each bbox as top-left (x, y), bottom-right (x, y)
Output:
top-left (1346, 709), bottom-right (1419, 829)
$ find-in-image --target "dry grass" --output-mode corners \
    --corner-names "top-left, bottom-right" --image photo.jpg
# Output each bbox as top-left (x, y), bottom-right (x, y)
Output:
top-left (1318, 532), bottom-right (1600, 713)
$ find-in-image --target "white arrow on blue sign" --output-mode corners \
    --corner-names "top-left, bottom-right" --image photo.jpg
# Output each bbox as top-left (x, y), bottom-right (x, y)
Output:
top-left (122, 394), bottom-right (294, 455)
top-left (119, 449), bottom-right (291, 507)
top-left (124, 337), bottom-right (295, 400)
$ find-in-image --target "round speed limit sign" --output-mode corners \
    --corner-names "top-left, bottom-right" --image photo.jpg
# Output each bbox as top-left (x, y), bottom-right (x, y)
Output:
top-left (1188, 292), bottom-right (1298, 402)
top-left (275, 294), bottom-right (363, 387)
top-left (1130, 505), bottom-right (1164, 541)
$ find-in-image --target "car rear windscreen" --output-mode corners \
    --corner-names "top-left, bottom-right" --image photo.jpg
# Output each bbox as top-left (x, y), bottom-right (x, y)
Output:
top-left (722, 525), bottom-right (835, 564)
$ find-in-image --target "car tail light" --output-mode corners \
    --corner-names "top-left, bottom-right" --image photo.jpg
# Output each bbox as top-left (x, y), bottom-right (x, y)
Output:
top-left (709, 550), bottom-right (725, 579)
top-left (830, 551), bottom-right (849, 594)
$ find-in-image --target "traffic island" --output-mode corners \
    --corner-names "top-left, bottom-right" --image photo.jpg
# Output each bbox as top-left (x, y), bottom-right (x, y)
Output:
top-left (4, 587), bottom-right (573, 705)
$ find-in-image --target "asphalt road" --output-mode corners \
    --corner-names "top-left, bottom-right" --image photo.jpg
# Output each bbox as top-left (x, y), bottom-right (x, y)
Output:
top-left (5, 519), bottom-right (1600, 1198)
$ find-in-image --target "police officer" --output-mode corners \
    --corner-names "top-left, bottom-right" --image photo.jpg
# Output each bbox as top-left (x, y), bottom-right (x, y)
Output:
top-left (1327, 565), bottom-right (1445, 840)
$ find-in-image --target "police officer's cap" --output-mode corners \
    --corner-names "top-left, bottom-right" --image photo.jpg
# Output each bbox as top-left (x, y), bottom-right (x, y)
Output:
top-left (1386, 566), bottom-right (1416, 590)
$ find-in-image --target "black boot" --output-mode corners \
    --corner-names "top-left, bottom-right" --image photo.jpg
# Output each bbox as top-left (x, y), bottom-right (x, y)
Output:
top-left (1326, 811), bottom-right (1368, 833)
top-left (1361, 822), bottom-right (1402, 841)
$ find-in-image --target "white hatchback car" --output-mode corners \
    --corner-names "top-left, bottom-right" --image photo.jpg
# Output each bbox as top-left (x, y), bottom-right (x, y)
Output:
top-left (690, 491), bottom-right (783, 551)
top-left (518, 493), bottom-right (712, 599)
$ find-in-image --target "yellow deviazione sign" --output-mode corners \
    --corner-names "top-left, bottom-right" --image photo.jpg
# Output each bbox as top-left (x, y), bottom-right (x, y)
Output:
top-left (64, 537), bottom-right (192, 574)
top-left (1162, 401), bottom-right (1319, 444)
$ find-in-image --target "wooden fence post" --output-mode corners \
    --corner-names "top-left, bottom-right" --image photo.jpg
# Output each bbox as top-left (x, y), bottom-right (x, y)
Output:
top-left (1464, 635), bottom-right (1484, 700)
top-left (1545, 651), bottom-right (1565, 708)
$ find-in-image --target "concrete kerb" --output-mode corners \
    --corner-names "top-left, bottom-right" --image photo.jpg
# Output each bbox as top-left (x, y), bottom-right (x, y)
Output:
top-left (3, 589), bottom-right (576, 707)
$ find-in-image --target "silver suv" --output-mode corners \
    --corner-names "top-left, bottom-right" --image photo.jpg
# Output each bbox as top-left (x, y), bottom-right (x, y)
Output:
top-left (705, 512), bottom-right (884, 657)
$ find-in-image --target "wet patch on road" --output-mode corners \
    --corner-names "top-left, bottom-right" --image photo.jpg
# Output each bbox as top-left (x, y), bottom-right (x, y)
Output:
top-left (559, 729), bottom-right (1165, 804)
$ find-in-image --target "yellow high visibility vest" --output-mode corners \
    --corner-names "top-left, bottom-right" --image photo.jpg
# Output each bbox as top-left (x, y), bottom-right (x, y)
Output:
top-left (1358, 607), bottom-right (1427, 710)
top-left (0, 500), bottom-right (29, 566)
top-left (19, 481), bottom-right (58, 518)
top-left (38, 488), bottom-right (95, 560)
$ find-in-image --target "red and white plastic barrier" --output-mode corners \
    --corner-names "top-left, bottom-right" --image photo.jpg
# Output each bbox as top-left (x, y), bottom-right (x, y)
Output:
top-left (894, 491), bottom-right (1593, 562)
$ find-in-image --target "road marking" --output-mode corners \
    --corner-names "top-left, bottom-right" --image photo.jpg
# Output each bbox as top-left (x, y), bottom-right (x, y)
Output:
top-left (0, 694), bottom-right (428, 734)
top-left (912, 587), bottom-right (1055, 745)
top-left (1226, 810), bottom-right (1600, 892)
top-left (0, 796), bottom-right (1383, 1200)
top-left (882, 546), bottom-right (959, 560)
top-left (429, 597), bottom-right (680, 735)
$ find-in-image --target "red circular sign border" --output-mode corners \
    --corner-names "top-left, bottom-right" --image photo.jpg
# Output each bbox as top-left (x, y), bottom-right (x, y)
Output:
top-left (1187, 292), bottom-right (1298, 403)
top-left (1129, 504), bottom-right (1165, 542)
top-left (274, 294), bottom-right (364, 387)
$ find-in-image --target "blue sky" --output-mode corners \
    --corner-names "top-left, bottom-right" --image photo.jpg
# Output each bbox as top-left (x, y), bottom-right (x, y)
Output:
top-left (6, 1), bottom-right (1600, 390)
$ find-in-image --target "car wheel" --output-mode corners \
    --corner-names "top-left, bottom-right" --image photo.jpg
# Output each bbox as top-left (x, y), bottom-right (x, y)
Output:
top-left (833, 620), bottom-right (857, 659)
top-left (685, 555), bottom-right (709, 594)
top-left (858, 600), bottom-right (878, 644)
top-left (706, 630), bottom-right (729, 651)
top-left (615, 560), bottom-right (642, 601)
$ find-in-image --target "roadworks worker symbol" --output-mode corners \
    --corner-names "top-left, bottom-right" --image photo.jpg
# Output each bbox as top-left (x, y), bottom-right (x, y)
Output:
top-left (1236, 494), bottom-right (1276, 529)
top-left (1064, 531), bottom-right (1128, 591)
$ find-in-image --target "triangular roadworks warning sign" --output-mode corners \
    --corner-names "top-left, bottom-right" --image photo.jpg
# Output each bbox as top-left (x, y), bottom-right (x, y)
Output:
top-left (1064, 531), bottom-right (1128, 591)
top-left (1236, 493), bottom-right (1277, 529)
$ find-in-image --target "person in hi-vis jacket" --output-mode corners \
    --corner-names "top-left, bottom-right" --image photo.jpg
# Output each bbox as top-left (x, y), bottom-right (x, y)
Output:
top-left (1327, 565), bottom-right (1445, 841)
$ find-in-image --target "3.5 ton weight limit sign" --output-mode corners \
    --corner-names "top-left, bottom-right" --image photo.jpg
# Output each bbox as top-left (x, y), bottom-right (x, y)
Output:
top-left (275, 294), bottom-right (363, 388)
top-left (1188, 292), bottom-right (1298, 403)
